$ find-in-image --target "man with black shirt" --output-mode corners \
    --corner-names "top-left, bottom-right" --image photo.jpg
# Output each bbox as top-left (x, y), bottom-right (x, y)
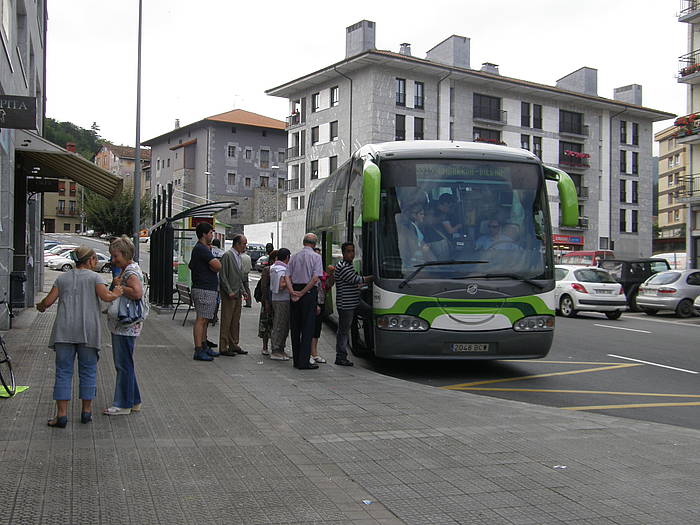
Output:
top-left (189, 222), bottom-right (222, 361)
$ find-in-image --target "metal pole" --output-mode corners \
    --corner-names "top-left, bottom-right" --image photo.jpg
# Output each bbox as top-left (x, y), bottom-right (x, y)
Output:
top-left (272, 165), bottom-right (279, 246)
top-left (132, 0), bottom-right (143, 262)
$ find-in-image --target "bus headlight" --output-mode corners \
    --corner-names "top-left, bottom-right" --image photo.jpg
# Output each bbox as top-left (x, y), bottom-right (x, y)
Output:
top-left (376, 315), bottom-right (429, 331)
top-left (513, 316), bottom-right (554, 332)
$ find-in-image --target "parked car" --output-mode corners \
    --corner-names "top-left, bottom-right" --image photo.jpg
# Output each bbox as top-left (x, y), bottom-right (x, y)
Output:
top-left (598, 258), bottom-right (671, 311)
top-left (47, 252), bottom-right (111, 273)
top-left (247, 244), bottom-right (266, 265)
top-left (44, 240), bottom-right (59, 250)
top-left (637, 270), bottom-right (700, 318)
top-left (554, 265), bottom-right (627, 319)
top-left (694, 294), bottom-right (700, 316)
top-left (44, 245), bottom-right (78, 265)
top-left (255, 255), bottom-right (270, 272)
top-left (560, 250), bottom-right (615, 266)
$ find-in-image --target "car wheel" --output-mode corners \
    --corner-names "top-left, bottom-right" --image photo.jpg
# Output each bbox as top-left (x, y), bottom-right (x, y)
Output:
top-left (604, 310), bottom-right (622, 320)
top-left (559, 295), bottom-right (576, 318)
top-left (675, 299), bottom-right (694, 318)
top-left (102, 264), bottom-right (111, 273)
top-left (642, 308), bottom-right (658, 316)
top-left (61, 264), bottom-right (72, 272)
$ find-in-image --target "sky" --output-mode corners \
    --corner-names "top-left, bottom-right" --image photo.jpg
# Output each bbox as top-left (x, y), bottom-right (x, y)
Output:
top-left (46, 0), bottom-right (687, 148)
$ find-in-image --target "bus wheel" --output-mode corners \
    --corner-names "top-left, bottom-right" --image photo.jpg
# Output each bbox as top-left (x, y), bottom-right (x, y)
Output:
top-left (350, 317), bottom-right (373, 358)
top-left (559, 295), bottom-right (576, 318)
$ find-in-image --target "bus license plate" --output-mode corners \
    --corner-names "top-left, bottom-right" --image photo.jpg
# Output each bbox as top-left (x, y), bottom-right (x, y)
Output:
top-left (451, 343), bottom-right (489, 353)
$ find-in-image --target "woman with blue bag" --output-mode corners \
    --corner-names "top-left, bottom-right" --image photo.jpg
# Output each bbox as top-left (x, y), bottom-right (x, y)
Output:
top-left (104, 235), bottom-right (146, 416)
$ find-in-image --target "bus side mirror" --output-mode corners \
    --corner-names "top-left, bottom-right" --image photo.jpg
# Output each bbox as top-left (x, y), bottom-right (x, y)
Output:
top-left (544, 166), bottom-right (578, 228)
top-left (362, 159), bottom-right (381, 222)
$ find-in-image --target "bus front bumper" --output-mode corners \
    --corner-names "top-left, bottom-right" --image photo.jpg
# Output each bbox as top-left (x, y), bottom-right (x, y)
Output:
top-left (373, 327), bottom-right (553, 360)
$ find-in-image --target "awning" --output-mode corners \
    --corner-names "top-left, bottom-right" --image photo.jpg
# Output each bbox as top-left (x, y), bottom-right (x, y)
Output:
top-left (15, 130), bottom-right (124, 198)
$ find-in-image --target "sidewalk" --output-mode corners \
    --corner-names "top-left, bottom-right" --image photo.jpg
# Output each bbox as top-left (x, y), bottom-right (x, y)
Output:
top-left (1, 274), bottom-right (699, 524)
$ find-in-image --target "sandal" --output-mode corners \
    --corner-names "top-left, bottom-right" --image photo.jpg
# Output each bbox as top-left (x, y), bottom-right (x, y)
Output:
top-left (270, 353), bottom-right (290, 361)
top-left (103, 406), bottom-right (131, 416)
top-left (47, 416), bottom-right (68, 428)
top-left (131, 403), bottom-right (142, 412)
top-left (312, 356), bottom-right (327, 364)
top-left (261, 349), bottom-right (270, 356)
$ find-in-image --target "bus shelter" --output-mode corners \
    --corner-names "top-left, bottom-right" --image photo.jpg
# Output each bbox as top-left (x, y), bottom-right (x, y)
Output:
top-left (149, 200), bottom-right (237, 307)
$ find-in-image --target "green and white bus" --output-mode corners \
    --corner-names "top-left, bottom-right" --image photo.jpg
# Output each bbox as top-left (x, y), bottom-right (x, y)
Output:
top-left (307, 141), bottom-right (578, 359)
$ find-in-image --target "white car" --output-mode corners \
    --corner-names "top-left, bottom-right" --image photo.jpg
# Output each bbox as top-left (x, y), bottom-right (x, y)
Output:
top-left (44, 245), bottom-right (78, 266)
top-left (554, 265), bottom-right (627, 320)
top-left (48, 252), bottom-right (112, 273)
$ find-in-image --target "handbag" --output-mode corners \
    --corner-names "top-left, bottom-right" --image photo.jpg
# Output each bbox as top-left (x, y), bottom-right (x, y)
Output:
top-left (106, 268), bottom-right (150, 326)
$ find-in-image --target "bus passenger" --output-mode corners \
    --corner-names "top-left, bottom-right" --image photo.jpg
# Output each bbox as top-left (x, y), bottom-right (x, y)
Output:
top-left (476, 220), bottom-right (501, 251)
top-left (397, 202), bottom-right (435, 265)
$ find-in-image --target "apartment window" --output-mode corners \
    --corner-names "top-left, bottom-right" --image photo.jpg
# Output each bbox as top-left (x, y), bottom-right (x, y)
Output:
top-left (620, 209), bottom-right (627, 232)
top-left (300, 195), bottom-right (305, 209)
top-left (620, 150), bottom-right (627, 173)
top-left (395, 114), bottom-right (406, 141)
top-left (674, 209), bottom-right (681, 222)
top-left (560, 110), bottom-right (584, 135)
top-left (330, 86), bottom-right (339, 107)
top-left (245, 149), bottom-right (252, 160)
top-left (330, 120), bottom-right (338, 141)
top-left (260, 176), bottom-right (269, 187)
top-left (396, 78), bottom-right (406, 106)
top-left (521, 134), bottom-right (530, 150)
top-left (63, 223), bottom-right (71, 232)
top-left (632, 181), bottom-right (638, 204)
top-left (559, 141), bottom-right (585, 166)
top-left (260, 149), bottom-right (270, 169)
top-left (414, 117), bottom-right (424, 140)
top-left (291, 197), bottom-right (299, 210)
top-left (674, 153), bottom-right (680, 166)
top-left (533, 136), bottom-right (542, 159)
top-left (632, 152), bottom-right (638, 175)
top-left (631, 210), bottom-right (638, 233)
top-left (620, 121), bottom-right (627, 144)
top-left (69, 201), bottom-right (76, 213)
top-left (632, 122), bottom-right (639, 146)
top-left (262, 130), bottom-right (267, 137)
top-left (311, 126), bottom-right (319, 144)
top-left (231, 126), bottom-right (237, 133)
top-left (230, 208), bottom-right (238, 218)
top-left (58, 181), bottom-right (65, 195)
top-left (620, 180), bottom-right (627, 202)
top-left (311, 159), bottom-right (319, 180)
top-left (245, 177), bottom-right (251, 188)
top-left (227, 145), bottom-right (236, 158)
top-left (69, 182), bottom-right (76, 196)
top-left (227, 172), bottom-right (236, 186)
top-left (329, 155), bottom-right (338, 174)
top-left (668, 157), bottom-right (673, 169)
top-left (156, 160), bottom-right (161, 170)
top-left (58, 199), bottom-right (65, 211)
top-left (449, 86), bottom-right (455, 117)
top-left (167, 158), bottom-right (171, 168)
top-left (533, 104), bottom-right (543, 129)
top-left (311, 92), bottom-right (320, 112)
top-left (521, 102), bottom-right (531, 127)
top-left (473, 93), bottom-right (501, 121)
top-left (414, 81), bottom-right (424, 109)
top-left (473, 127), bottom-right (501, 143)
top-left (278, 150), bottom-right (285, 163)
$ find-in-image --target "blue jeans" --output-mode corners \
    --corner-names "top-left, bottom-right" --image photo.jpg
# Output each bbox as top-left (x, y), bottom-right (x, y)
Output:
top-left (53, 343), bottom-right (99, 401)
top-left (111, 334), bottom-right (141, 409)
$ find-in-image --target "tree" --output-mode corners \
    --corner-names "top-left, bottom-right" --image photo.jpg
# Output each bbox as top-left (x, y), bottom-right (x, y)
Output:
top-left (83, 184), bottom-right (150, 236)
top-left (43, 117), bottom-right (107, 160)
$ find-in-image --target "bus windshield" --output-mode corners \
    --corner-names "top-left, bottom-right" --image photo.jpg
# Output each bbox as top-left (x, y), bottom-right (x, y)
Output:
top-left (377, 159), bottom-right (551, 281)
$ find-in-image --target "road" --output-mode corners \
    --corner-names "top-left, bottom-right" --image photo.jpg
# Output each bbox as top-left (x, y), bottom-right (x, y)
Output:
top-left (353, 310), bottom-right (700, 431)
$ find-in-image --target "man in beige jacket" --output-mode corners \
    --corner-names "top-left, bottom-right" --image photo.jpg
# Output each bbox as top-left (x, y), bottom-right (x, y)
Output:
top-left (218, 234), bottom-right (249, 356)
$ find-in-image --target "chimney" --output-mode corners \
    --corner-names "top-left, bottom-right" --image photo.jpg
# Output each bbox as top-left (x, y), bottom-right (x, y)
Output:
top-left (174, 119), bottom-right (180, 129)
top-left (345, 20), bottom-right (376, 58)
top-left (555, 67), bottom-right (598, 96)
top-left (399, 43), bottom-right (411, 56)
top-left (613, 84), bottom-right (643, 106)
top-left (480, 62), bottom-right (500, 75)
top-left (426, 35), bottom-right (470, 69)
top-left (65, 142), bottom-right (76, 153)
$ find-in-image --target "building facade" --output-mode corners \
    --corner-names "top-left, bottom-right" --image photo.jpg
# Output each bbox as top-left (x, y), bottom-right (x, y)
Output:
top-left (94, 144), bottom-right (151, 198)
top-left (143, 110), bottom-right (286, 237)
top-left (0, 0), bottom-right (47, 327)
top-left (267, 20), bottom-right (674, 255)
top-left (655, 126), bottom-right (688, 240)
top-left (675, 2), bottom-right (700, 268)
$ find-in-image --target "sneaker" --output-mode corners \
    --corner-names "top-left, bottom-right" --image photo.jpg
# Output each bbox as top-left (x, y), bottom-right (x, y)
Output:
top-left (262, 349), bottom-right (270, 356)
top-left (206, 347), bottom-right (220, 357)
top-left (335, 358), bottom-right (354, 366)
top-left (312, 356), bottom-right (327, 364)
top-left (193, 348), bottom-right (214, 361)
top-left (270, 352), bottom-right (290, 361)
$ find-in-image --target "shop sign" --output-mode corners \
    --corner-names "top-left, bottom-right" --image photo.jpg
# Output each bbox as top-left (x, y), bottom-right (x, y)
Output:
top-left (188, 216), bottom-right (214, 229)
top-left (27, 178), bottom-right (59, 193)
top-left (552, 234), bottom-right (583, 245)
top-left (0, 95), bottom-right (37, 130)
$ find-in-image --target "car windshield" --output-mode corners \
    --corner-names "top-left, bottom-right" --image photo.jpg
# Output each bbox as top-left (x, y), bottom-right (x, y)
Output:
top-left (377, 159), bottom-right (551, 280)
top-left (646, 272), bottom-right (681, 285)
top-left (573, 268), bottom-right (616, 283)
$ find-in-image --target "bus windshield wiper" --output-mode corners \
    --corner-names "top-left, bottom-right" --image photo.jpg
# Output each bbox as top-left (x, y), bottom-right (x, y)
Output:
top-left (398, 260), bottom-right (488, 289)
top-left (461, 273), bottom-right (545, 289)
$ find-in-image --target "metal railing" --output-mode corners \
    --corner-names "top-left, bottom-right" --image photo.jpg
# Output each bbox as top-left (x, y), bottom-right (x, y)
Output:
top-left (56, 207), bottom-right (78, 217)
top-left (286, 146), bottom-right (301, 160)
top-left (677, 173), bottom-right (700, 199)
top-left (560, 124), bottom-right (590, 137)
top-left (578, 186), bottom-right (589, 199)
top-left (678, 49), bottom-right (700, 78)
top-left (559, 157), bottom-right (590, 169)
top-left (679, 0), bottom-right (700, 19)
top-left (286, 113), bottom-right (303, 128)
top-left (473, 109), bottom-right (507, 124)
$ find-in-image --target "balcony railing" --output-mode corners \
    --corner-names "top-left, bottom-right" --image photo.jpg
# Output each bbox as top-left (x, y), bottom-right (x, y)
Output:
top-left (679, 0), bottom-right (700, 22)
top-left (286, 112), bottom-right (303, 128)
top-left (286, 146), bottom-right (301, 160)
top-left (396, 92), bottom-right (406, 106)
top-left (414, 96), bottom-right (424, 109)
top-left (577, 186), bottom-right (589, 200)
top-left (56, 207), bottom-right (78, 217)
top-left (560, 125), bottom-right (590, 137)
top-left (473, 110), bottom-right (507, 125)
top-left (559, 150), bottom-right (590, 169)
top-left (286, 178), bottom-right (304, 193)
top-left (677, 173), bottom-right (700, 200)
top-left (678, 49), bottom-right (700, 81)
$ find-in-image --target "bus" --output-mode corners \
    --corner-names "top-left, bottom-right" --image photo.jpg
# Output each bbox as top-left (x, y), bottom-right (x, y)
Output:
top-left (307, 141), bottom-right (578, 359)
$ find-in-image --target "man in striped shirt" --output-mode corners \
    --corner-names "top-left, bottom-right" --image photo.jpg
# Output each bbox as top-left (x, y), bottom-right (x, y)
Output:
top-left (334, 242), bottom-right (372, 366)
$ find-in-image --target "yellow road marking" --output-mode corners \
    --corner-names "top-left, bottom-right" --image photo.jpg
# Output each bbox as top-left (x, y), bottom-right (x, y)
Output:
top-left (441, 363), bottom-right (641, 390)
top-left (562, 402), bottom-right (700, 411)
top-left (450, 387), bottom-right (700, 398)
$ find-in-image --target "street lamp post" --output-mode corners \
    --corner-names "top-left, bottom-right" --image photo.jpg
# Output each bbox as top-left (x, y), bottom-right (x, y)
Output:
top-left (204, 171), bottom-right (211, 202)
top-left (132, 0), bottom-right (143, 262)
top-left (272, 165), bottom-right (279, 246)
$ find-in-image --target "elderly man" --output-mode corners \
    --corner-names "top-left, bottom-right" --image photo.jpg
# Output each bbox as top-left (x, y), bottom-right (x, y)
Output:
top-left (218, 234), bottom-right (249, 357)
top-left (287, 233), bottom-right (324, 370)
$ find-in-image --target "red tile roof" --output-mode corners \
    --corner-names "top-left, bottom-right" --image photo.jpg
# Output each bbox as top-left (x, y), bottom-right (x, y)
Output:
top-left (205, 109), bottom-right (286, 130)
top-left (104, 144), bottom-right (152, 161)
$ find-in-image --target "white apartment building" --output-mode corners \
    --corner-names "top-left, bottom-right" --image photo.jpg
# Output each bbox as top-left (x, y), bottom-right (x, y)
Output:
top-left (267, 20), bottom-right (674, 254)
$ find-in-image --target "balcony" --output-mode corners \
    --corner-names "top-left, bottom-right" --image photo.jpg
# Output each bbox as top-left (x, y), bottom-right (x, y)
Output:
top-left (559, 150), bottom-right (590, 171)
top-left (679, 0), bottom-right (700, 22)
top-left (286, 112), bottom-right (303, 129)
top-left (678, 50), bottom-right (700, 84)
top-left (286, 146), bottom-right (302, 160)
top-left (414, 96), bottom-right (424, 109)
top-left (674, 113), bottom-right (700, 144)
top-left (677, 173), bottom-right (700, 202)
top-left (286, 178), bottom-right (304, 193)
top-left (56, 207), bottom-right (78, 217)
top-left (559, 125), bottom-right (590, 138)
top-left (473, 110), bottom-right (507, 125)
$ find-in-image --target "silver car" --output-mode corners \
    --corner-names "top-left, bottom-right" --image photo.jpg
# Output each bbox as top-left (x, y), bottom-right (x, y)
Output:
top-left (637, 270), bottom-right (700, 318)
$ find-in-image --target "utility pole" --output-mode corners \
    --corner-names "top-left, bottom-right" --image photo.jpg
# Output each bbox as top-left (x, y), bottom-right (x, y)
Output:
top-left (132, 0), bottom-right (143, 262)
